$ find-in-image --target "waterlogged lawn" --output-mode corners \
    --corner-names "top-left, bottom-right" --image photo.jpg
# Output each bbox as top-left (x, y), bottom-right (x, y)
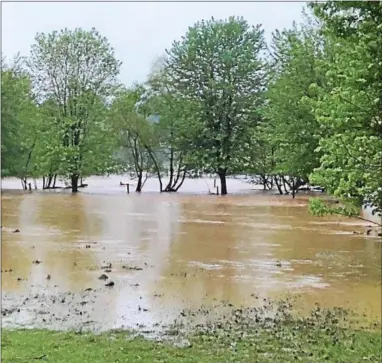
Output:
top-left (2, 324), bottom-right (381, 363)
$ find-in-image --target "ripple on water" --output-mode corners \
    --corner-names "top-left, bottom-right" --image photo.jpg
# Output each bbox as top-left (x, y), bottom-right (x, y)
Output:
top-left (180, 219), bottom-right (225, 224)
top-left (188, 261), bottom-right (223, 270)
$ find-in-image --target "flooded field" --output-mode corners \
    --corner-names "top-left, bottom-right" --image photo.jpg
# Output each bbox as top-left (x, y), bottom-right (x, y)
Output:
top-left (1, 176), bottom-right (381, 332)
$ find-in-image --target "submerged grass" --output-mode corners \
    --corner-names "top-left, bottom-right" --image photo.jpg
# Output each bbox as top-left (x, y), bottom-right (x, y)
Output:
top-left (2, 305), bottom-right (381, 363)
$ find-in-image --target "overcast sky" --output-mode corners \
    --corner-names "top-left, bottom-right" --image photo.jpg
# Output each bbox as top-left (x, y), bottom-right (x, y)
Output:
top-left (2, 1), bottom-right (307, 85)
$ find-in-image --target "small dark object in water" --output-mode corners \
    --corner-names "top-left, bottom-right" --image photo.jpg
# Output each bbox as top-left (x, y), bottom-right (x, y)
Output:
top-left (47, 274), bottom-right (51, 280)
top-left (32, 260), bottom-right (42, 264)
top-left (105, 281), bottom-right (115, 287)
top-left (378, 232), bottom-right (382, 237)
top-left (13, 229), bottom-right (20, 233)
top-left (366, 229), bottom-right (372, 235)
top-left (85, 245), bottom-right (91, 249)
top-left (17, 277), bottom-right (23, 281)
top-left (101, 262), bottom-right (112, 269)
top-left (98, 274), bottom-right (108, 280)
top-left (104, 269), bottom-right (112, 273)
top-left (85, 288), bottom-right (93, 292)
top-left (352, 231), bottom-right (360, 235)
top-left (122, 265), bottom-right (143, 271)
top-left (276, 261), bottom-right (282, 267)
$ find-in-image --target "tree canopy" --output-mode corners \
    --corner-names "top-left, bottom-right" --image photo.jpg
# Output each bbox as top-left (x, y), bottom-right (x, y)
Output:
top-left (1, 6), bottom-right (381, 223)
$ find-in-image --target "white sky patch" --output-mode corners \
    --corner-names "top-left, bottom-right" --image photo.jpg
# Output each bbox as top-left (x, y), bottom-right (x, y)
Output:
top-left (2, 1), bottom-right (306, 85)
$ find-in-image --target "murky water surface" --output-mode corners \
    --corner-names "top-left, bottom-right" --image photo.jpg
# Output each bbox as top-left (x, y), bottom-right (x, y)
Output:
top-left (1, 176), bottom-right (381, 331)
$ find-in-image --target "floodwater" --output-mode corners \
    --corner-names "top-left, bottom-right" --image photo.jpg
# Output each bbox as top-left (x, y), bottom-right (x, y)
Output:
top-left (1, 175), bottom-right (381, 331)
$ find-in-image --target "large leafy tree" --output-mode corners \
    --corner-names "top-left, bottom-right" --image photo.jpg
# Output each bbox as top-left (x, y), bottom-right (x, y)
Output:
top-left (26, 28), bottom-right (121, 192)
top-left (164, 16), bottom-right (266, 195)
top-left (264, 20), bottom-right (324, 197)
top-left (308, 2), bottom-right (382, 221)
top-left (144, 60), bottom-right (196, 192)
top-left (1, 56), bottom-right (40, 186)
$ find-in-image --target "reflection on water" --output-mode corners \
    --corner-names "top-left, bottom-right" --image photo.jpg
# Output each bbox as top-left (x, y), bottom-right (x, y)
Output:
top-left (1, 176), bottom-right (381, 330)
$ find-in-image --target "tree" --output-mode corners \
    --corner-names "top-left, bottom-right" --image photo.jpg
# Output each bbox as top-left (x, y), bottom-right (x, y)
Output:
top-left (1, 55), bottom-right (40, 188)
top-left (307, 2), bottom-right (382, 220)
top-left (26, 28), bottom-right (121, 192)
top-left (164, 16), bottom-right (266, 195)
top-left (264, 19), bottom-right (324, 197)
top-left (110, 85), bottom-right (156, 192)
top-left (144, 61), bottom-right (195, 192)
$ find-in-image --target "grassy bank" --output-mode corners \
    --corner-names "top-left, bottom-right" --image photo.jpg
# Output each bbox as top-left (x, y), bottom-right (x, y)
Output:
top-left (2, 322), bottom-right (381, 363)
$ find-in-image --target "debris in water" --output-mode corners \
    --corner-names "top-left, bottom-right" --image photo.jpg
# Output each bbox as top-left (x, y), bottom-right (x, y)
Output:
top-left (122, 265), bottom-right (143, 271)
top-left (47, 274), bottom-right (51, 280)
top-left (104, 269), bottom-right (112, 273)
top-left (13, 229), bottom-right (20, 233)
top-left (85, 245), bottom-right (91, 249)
top-left (105, 281), bottom-right (115, 287)
top-left (276, 261), bottom-right (282, 267)
top-left (32, 260), bottom-right (42, 264)
top-left (98, 274), bottom-right (108, 280)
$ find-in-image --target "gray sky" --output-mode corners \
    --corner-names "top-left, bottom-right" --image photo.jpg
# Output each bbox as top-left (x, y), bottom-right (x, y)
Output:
top-left (2, 1), bottom-right (306, 85)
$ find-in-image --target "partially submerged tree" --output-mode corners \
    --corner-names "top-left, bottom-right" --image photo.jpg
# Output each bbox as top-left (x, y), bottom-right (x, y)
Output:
top-left (144, 61), bottom-right (194, 192)
top-left (26, 28), bottom-right (121, 192)
top-left (307, 2), bottom-right (382, 221)
top-left (110, 86), bottom-right (156, 192)
top-left (264, 20), bottom-right (324, 198)
top-left (164, 16), bottom-right (266, 194)
top-left (1, 56), bottom-right (40, 188)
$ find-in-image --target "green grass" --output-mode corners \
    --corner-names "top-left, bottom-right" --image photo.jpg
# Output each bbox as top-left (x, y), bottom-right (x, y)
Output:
top-left (2, 325), bottom-right (381, 363)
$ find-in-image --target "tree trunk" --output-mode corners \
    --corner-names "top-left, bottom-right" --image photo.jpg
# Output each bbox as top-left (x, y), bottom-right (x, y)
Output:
top-left (274, 176), bottom-right (283, 195)
top-left (175, 170), bottom-right (187, 191)
top-left (281, 176), bottom-right (289, 194)
top-left (165, 146), bottom-right (174, 192)
top-left (218, 169), bottom-right (227, 195)
top-left (71, 174), bottom-right (79, 193)
top-left (52, 174), bottom-right (57, 188)
top-left (136, 172), bottom-right (143, 192)
top-left (21, 178), bottom-right (27, 190)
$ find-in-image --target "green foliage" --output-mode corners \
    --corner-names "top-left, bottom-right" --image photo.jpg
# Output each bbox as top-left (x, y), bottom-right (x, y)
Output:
top-left (265, 21), bottom-right (323, 183)
top-left (164, 16), bottom-right (266, 193)
top-left (308, 197), bottom-right (360, 218)
top-left (308, 1), bottom-right (382, 217)
top-left (110, 85), bottom-right (157, 189)
top-left (1, 57), bottom-right (39, 179)
top-left (26, 28), bottom-right (122, 190)
top-left (2, 8), bottom-right (382, 212)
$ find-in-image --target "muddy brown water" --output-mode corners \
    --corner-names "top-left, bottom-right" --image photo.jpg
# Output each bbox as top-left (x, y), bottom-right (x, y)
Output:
top-left (1, 176), bottom-right (381, 332)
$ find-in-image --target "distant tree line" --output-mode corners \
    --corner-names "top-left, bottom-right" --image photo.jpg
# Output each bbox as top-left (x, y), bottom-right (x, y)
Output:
top-left (2, 2), bottom-right (381, 219)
